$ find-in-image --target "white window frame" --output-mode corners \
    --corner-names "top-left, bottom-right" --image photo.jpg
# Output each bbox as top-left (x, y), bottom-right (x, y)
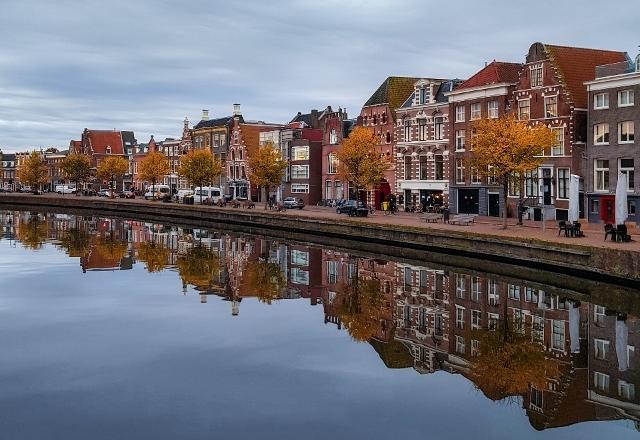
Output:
top-left (456, 305), bottom-right (465, 329)
top-left (291, 164), bottom-right (309, 179)
top-left (594, 338), bottom-right (610, 360)
top-left (551, 127), bottom-right (565, 156)
top-left (618, 89), bottom-right (634, 107)
top-left (329, 128), bottom-right (338, 144)
top-left (455, 159), bottom-right (465, 184)
top-left (455, 335), bottom-right (465, 354)
top-left (455, 105), bottom-right (465, 122)
top-left (292, 146), bottom-right (309, 161)
top-left (470, 102), bottom-right (481, 120)
top-left (557, 168), bottom-right (569, 199)
top-left (508, 284), bottom-right (520, 300)
top-left (290, 267), bottom-right (309, 285)
top-left (291, 183), bottom-right (309, 193)
top-left (328, 153), bottom-right (338, 174)
top-left (594, 371), bottom-right (610, 393)
top-left (594, 159), bottom-right (610, 192)
top-left (530, 64), bottom-right (543, 88)
top-left (455, 129), bottom-right (466, 151)
top-left (619, 121), bottom-right (635, 144)
top-left (594, 305), bottom-right (606, 326)
top-left (487, 100), bottom-right (498, 119)
top-left (618, 380), bottom-right (636, 400)
top-left (619, 158), bottom-right (635, 191)
top-left (518, 99), bottom-right (530, 121)
top-left (544, 95), bottom-right (558, 118)
top-left (594, 92), bottom-right (609, 109)
top-left (594, 123), bottom-right (610, 145)
top-left (552, 320), bottom-right (565, 351)
top-left (471, 310), bottom-right (481, 329)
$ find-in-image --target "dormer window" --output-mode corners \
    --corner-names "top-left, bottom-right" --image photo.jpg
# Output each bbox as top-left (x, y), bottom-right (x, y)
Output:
top-left (419, 87), bottom-right (430, 105)
top-left (106, 146), bottom-right (111, 154)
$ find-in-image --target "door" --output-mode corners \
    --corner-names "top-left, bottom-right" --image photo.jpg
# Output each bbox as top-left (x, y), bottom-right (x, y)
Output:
top-left (488, 193), bottom-right (500, 217)
top-left (458, 189), bottom-right (479, 214)
top-left (600, 195), bottom-right (615, 224)
top-left (542, 168), bottom-right (552, 205)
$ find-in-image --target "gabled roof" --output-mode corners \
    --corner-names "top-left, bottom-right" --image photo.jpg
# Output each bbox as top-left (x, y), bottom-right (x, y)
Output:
top-left (541, 43), bottom-right (628, 108)
top-left (193, 115), bottom-right (239, 130)
top-left (84, 130), bottom-right (124, 155)
top-left (456, 61), bottom-right (523, 91)
top-left (290, 111), bottom-right (314, 126)
top-left (364, 77), bottom-right (419, 116)
top-left (1, 153), bottom-right (16, 161)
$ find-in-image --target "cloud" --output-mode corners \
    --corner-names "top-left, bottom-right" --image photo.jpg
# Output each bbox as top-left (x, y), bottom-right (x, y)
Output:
top-left (0, 0), bottom-right (637, 151)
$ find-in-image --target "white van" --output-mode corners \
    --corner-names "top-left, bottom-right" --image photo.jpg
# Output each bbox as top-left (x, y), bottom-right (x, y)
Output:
top-left (55, 184), bottom-right (76, 194)
top-left (194, 186), bottom-right (222, 204)
top-left (144, 184), bottom-right (171, 200)
top-left (176, 189), bottom-right (194, 203)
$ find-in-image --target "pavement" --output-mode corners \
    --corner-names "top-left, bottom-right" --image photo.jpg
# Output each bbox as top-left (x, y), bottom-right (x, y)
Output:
top-left (4, 193), bottom-right (640, 251)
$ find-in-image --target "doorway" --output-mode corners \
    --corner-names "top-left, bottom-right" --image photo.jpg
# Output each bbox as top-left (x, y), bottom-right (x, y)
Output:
top-left (542, 168), bottom-right (552, 205)
top-left (599, 195), bottom-right (615, 224)
top-left (488, 193), bottom-right (500, 217)
top-left (458, 189), bottom-right (479, 214)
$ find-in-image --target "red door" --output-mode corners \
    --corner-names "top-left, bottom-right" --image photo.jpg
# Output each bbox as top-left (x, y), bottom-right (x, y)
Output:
top-left (375, 180), bottom-right (391, 209)
top-left (599, 195), bottom-right (615, 224)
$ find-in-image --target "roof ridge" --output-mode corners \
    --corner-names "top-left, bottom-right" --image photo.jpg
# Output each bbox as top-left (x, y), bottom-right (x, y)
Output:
top-left (544, 43), bottom-right (626, 54)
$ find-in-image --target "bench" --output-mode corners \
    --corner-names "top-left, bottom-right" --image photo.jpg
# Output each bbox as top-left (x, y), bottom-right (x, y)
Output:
top-left (448, 214), bottom-right (477, 226)
top-left (422, 213), bottom-right (443, 223)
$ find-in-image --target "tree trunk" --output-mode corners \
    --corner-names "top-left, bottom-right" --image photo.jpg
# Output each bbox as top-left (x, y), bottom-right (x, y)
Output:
top-left (502, 178), bottom-right (509, 229)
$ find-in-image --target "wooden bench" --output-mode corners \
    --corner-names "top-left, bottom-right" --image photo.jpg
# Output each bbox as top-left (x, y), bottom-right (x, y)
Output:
top-left (422, 213), bottom-right (443, 223)
top-left (448, 214), bottom-right (477, 225)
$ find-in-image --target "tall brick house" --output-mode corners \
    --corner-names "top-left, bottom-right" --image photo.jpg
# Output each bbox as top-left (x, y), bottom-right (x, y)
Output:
top-left (585, 56), bottom-right (639, 225)
top-left (71, 128), bottom-right (130, 191)
top-left (395, 78), bottom-right (460, 210)
top-left (511, 43), bottom-right (627, 221)
top-left (320, 106), bottom-right (355, 201)
top-left (447, 61), bottom-right (522, 215)
top-left (360, 77), bottom-right (418, 207)
top-left (1, 151), bottom-right (17, 191)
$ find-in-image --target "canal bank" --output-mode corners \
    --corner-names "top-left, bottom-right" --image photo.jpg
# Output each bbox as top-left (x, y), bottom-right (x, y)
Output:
top-left (1, 193), bottom-right (639, 285)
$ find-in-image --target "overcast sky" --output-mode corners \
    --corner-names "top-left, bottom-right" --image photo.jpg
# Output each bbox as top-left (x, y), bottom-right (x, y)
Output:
top-left (0, 0), bottom-right (637, 152)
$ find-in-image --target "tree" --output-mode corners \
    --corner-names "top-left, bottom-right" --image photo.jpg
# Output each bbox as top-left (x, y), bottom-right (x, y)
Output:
top-left (176, 245), bottom-right (221, 290)
top-left (335, 273), bottom-right (385, 342)
top-left (61, 154), bottom-right (91, 194)
top-left (247, 141), bottom-right (288, 209)
top-left (137, 241), bottom-right (170, 273)
top-left (469, 115), bottom-right (555, 229)
top-left (94, 234), bottom-right (128, 264)
top-left (17, 151), bottom-right (48, 192)
top-left (336, 126), bottom-right (389, 201)
top-left (96, 156), bottom-right (129, 197)
top-left (139, 151), bottom-right (170, 200)
top-left (178, 150), bottom-right (224, 204)
top-left (17, 215), bottom-right (48, 249)
top-left (239, 259), bottom-right (286, 304)
top-left (58, 227), bottom-right (90, 257)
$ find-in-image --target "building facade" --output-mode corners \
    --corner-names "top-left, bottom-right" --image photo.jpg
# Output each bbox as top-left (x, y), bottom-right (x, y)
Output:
top-left (0, 151), bottom-right (16, 191)
top-left (320, 106), bottom-right (355, 202)
top-left (585, 57), bottom-right (639, 225)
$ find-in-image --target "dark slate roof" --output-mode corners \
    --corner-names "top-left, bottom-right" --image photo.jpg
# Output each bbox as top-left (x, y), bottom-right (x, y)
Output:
top-left (193, 115), bottom-right (241, 130)
top-left (121, 131), bottom-right (137, 147)
top-left (363, 77), bottom-right (419, 115)
top-left (342, 119), bottom-right (356, 138)
top-left (290, 112), bottom-right (313, 126)
top-left (435, 79), bottom-right (464, 102)
top-left (400, 92), bottom-right (415, 108)
top-left (1, 153), bottom-right (16, 161)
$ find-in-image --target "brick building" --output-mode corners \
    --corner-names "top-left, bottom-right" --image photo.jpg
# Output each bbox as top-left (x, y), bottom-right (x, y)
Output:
top-left (585, 56), bottom-right (639, 225)
top-left (320, 106), bottom-right (355, 202)
top-left (447, 61), bottom-right (522, 215)
top-left (0, 151), bottom-right (16, 191)
top-left (360, 77), bottom-right (418, 208)
top-left (395, 78), bottom-right (460, 210)
top-left (71, 128), bottom-right (130, 191)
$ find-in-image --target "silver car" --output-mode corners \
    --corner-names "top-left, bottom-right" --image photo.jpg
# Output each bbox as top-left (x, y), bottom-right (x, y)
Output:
top-left (283, 197), bottom-right (304, 209)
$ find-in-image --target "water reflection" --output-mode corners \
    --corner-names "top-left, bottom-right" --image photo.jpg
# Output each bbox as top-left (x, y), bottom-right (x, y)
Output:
top-left (1, 210), bottom-right (640, 435)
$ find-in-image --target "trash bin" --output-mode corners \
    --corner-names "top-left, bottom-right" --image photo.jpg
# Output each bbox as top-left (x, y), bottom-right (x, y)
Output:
top-left (184, 195), bottom-right (194, 205)
top-left (442, 208), bottom-right (450, 223)
top-left (382, 201), bottom-right (389, 211)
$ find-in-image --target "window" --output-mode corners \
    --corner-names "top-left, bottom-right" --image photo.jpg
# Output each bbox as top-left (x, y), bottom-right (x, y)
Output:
top-left (552, 127), bottom-right (565, 156)
top-left (456, 306), bottom-right (465, 330)
top-left (456, 274), bottom-right (466, 298)
top-left (620, 159), bottom-right (635, 191)
top-left (419, 87), bottom-right (429, 104)
top-left (404, 120), bottom-right (411, 142)
top-left (471, 167), bottom-right (481, 184)
top-left (530, 387), bottom-right (544, 410)
top-left (471, 339), bottom-right (480, 357)
top-left (290, 249), bottom-right (309, 266)
top-left (456, 105), bottom-right (465, 122)
top-left (557, 168), bottom-right (569, 199)
top-left (434, 155), bottom-right (444, 180)
top-left (328, 153), bottom-right (338, 174)
top-left (403, 267), bottom-right (412, 288)
top-left (327, 261), bottom-right (338, 284)
top-left (291, 184), bottom-right (309, 193)
top-left (385, 131), bottom-right (391, 143)
top-left (594, 160), bottom-right (610, 191)
top-left (530, 64), bottom-right (543, 87)
top-left (456, 159), bottom-right (465, 184)
top-left (594, 92), bottom-right (609, 109)
top-left (594, 123), bottom-right (610, 144)
top-left (418, 119), bottom-right (427, 141)
top-left (552, 320), bottom-right (565, 351)
top-left (419, 156), bottom-right (428, 180)
top-left (594, 372), bottom-right (610, 393)
top-left (291, 165), bottom-right (309, 179)
top-left (470, 103), bottom-right (481, 120)
top-left (487, 166), bottom-right (497, 185)
top-left (544, 95), bottom-right (558, 118)
top-left (525, 287), bottom-right (539, 303)
top-left (629, 200), bottom-right (636, 215)
top-left (419, 270), bottom-right (428, 288)
top-left (619, 121), bottom-right (635, 143)
top-left (372, 114), bottom-right (377, 125)
top-left (472, 310), bottom-right (481, 329)
top-left (594, 305), bottom-right (606, 325)
top-left (513, 309), bottom-right (525, 333)
top-left (292, 146), bottom-right (309, 161)
top-left (471, 277), bottom-right (481, 302)
top-left (455, 335), bottom-right (465, 354)
top-left (518, 99), bottom-right (530, 121)
top-left (594, 338), bottom-right (610, 360)
top-left (525, 170), bottom-right (539, 197)
top-left (487, 100), bottom-right (498, 119)
top-left (488, 313), bottom-right (499, 330)
top-left (619, 89), bottom-right (634, 107)
top-left (455, 130), bottom-right (465, 151)
top-left (508, 284), bottom-right (520, 300)
top-left (619, 380), bottom-right (635, 400)
top-left (329, 128), bottom-right (337, 144)
top-left (532, 316), bottom-right (544, 342)
top-left (434, 117), bottom-right (444, 140)
top-left (404, 156), bottom-right (412, 180)
top-left (334, 181), bottom-right (343, 199)
top-left (290, 267), bottom-right (309, 285)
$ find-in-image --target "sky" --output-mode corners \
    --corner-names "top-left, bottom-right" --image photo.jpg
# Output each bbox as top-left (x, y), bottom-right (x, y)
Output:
top-left (0, 0), bottom-right (638, 153)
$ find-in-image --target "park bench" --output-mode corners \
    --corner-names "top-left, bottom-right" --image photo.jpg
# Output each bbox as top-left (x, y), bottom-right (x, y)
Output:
top-left (448, 214), bottom-right (477, 226)
top-left (421, 213), bottom-right (443, 223)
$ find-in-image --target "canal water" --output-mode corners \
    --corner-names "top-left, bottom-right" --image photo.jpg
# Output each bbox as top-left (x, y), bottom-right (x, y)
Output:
top-left (1, 210), bottom-right (639, 440)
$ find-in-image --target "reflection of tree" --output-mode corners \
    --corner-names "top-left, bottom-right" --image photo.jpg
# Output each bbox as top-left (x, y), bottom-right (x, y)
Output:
top-left (137, 242), bottom-right (169, 273)
top-left (469, 318), bottom-right (559, 401)
top-left (336, 275), bottom-right (384, 342)
top-left (59, 227), bottom-right (90, 257)
top-left (94, 234), bottom-right (128, 263)
top-left (177, 246), bottom-right (220, 290)
top-left (17, 216), bottom-right (48, 250)
top-left (239, 259), bottom-right (286, 304)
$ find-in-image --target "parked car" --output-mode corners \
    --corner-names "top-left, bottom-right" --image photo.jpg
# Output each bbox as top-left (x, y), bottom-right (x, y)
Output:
top-left (97, 189), bottom-right (111, 197)
top-left (336, 200), bottom-right (368, 217)
top-left (19, 186), bottom-right (32, 193)
top-left (144, 184), bottom-right (171, 200)
top-left (55, 185), bottom-right (76, 194)
top-left (283, 197), bottom-right (305, 209)
top-left (194, 186), bottom-right (222, 204)
top-left (176, 189), bottom-right (194, 203)
top-left (119, 190), bottom-right (135, 199)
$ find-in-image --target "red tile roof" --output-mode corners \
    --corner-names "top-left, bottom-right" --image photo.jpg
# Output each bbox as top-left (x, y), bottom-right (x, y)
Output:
top-left (85, 130), bottom-right (124, 155)
top-left (456, 61), bottom-right (523, 91)
top-left (544, 44), bottom-right (627, 108)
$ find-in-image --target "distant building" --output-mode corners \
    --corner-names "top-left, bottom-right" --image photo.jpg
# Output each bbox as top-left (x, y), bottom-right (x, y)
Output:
top-left (320, 106), bottom-right (355, 201)
top-left (0, 151), bottom-right (16, 191)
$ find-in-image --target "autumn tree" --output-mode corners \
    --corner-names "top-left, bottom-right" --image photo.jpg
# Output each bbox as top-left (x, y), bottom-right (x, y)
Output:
top-left (247, 141), bottom-right (288, 209)
top-left (58, 227), bottom-right (90, 257)
top-left (137, 241), bottom-right (170, 272)
top-left (239, 258), bottom-right (286, 304)
top-left (176, 245), bottom-right (221, 291)
top-left (469, 115), bottom-right (555, 228)
top-left (17, 151), bottom-right (48, 192)
top-left (96, 156), bottom-right (129, 198)
top-left (94, 234), bottom-right (128, 265)
top-left (17, 215), bottom-right (48, 249)
top-left (61, 154), bottom-right (92, 194)
top-left (336, 126), bottom-right (389, 202)
top-left (139, 151), bottom-right (170, 200)
top-left (178, 150), bottom-right (224, 203)
top-left (336, 273), bottom-right (385, 342)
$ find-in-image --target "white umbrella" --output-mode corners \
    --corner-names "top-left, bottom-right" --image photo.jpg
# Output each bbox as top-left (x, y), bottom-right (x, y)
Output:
top-left (616, 319), bottom-right (629, 372)
top-left (569, 301), bottom-right (580, 353)
top-left (616, 172), bottom-right (628, 226)
top-left (568, 174), bottom-right (580, 223)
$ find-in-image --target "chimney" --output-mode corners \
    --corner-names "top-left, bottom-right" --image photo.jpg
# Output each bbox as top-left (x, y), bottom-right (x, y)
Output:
top-left (202, 109), bottom-right (209, 121)
top-left (233, 103), bottom-right (242, 116)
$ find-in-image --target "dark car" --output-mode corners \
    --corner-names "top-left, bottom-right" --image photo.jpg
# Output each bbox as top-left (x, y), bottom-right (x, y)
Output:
top-left (336, 200), bottom-right (368, 217)
top-left (283, 197), bottom-right (304, 209)
top-left (119, 190), bottom-right (135, 199)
